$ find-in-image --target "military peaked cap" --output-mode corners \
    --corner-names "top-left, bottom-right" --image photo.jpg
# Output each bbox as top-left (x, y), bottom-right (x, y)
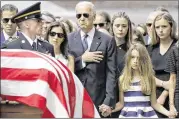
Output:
top-left (12, 2), bottom-right (41, 23)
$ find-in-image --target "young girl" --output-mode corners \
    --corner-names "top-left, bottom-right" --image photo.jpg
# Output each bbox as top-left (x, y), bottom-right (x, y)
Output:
top-left (112, 43), bottom-right (175, 118)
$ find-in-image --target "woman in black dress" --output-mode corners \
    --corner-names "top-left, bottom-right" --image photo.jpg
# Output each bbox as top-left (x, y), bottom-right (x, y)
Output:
top-left (110, 11), bottom-right (133, 118)
top-left (148, 12), bottom-right (178, 118)
top-left (111, 12), bottom-right (133, 79)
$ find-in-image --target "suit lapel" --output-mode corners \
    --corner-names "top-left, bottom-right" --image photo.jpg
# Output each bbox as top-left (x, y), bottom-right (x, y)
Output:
top-left (74, 30), bottom-right (85, 52)
top-left (90, 29), bottom-right (101, 52)
top-left (19, 33), bottom-right (32, 50)
top-left (37, 40), bottom-right (47, 53)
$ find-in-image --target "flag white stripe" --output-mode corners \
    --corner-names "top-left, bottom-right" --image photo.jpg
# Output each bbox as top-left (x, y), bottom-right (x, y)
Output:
top-left (46, 88), bottom-right (69, 117)
top-left (1, 80), bottom-right (48, 97)
top-left (94, 105), bottom-right (100, 118)
top-left (1, 80), bottom-right (69, 117)
top-left (73, 74), bottom-right (83, 118)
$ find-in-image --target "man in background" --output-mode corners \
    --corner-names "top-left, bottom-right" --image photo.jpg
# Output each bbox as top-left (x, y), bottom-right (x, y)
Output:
top-left (1, 4), bottom-right (20, 46)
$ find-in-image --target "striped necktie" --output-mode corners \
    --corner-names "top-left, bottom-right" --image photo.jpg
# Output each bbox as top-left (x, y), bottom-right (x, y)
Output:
top-left (82, 34), bottom-right (88, 51)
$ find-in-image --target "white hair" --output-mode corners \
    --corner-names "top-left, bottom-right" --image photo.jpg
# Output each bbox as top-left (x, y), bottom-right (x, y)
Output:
top-left (75, 1), bottom-right (96, 15)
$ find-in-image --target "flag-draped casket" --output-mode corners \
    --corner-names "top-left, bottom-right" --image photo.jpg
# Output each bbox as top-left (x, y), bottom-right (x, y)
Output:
top-left (0, 49), bottom-right (100, 118)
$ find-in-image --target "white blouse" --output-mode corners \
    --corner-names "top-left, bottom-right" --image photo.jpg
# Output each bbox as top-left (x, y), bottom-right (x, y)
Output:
top-left (55, 54), bottom-right (68, 66)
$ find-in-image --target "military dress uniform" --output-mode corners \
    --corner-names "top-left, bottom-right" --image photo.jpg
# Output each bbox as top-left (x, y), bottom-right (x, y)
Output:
top-left (2, 2), bottom-right (55, 57)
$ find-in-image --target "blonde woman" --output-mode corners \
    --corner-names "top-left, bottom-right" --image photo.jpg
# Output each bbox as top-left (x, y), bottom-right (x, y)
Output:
top-left (148, 12), bottom-right (178, 117)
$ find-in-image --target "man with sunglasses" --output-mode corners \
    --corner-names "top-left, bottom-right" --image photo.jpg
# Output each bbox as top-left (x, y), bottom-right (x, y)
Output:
top-left (1, 4), bottom-right (21, 46)
top-left (2, 2), bottom-right (54, 57)
top-left (68, 1), bottom-right (117, 117)
top-left (93, 11), bottom-right (111, 35)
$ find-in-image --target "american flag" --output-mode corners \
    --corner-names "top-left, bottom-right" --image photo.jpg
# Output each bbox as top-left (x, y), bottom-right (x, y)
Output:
top-left (0, 49), bottom-right (100, 118)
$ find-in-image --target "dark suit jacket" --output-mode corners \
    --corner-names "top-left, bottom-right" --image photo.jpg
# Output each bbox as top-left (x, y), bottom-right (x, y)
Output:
top-left (2, 33), bottom-right (55, 57)
top-left (68, 29), bottom-right (117, 108)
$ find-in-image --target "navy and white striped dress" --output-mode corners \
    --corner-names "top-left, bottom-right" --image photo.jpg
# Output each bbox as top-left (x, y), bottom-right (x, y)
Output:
top-left (119, 78), bottom-right (158, 118)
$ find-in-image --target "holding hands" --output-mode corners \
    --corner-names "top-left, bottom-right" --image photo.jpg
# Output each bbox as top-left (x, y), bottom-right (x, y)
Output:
top-left (168, 105), bottom-right (178, 118)
top-left (99, 104), bottom-right (112, 117)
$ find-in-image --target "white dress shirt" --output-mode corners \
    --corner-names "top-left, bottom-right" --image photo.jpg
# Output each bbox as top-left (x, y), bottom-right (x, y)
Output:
top-left (80, 27), bottom-right (95, 68)
top-left (21, 32), bottom-right (37, 46)
top-left (55, 54), bottom-right (68, 66)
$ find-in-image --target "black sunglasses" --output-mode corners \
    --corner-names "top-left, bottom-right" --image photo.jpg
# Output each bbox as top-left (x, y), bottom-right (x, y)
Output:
top-left (94, 23), bottom-right (106, 27)
top-left (49, 32), bottom-right (64, 38)
top-left (76, 13), bottom-right (89, 19)
top-left (2, 18), bottom-right (15, 24)
top-left (146, 23), bottom-right (152, 27)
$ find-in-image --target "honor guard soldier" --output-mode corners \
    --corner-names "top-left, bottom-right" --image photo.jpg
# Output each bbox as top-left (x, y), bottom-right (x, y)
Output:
top-left (2, 2), bottom-right (55, 57)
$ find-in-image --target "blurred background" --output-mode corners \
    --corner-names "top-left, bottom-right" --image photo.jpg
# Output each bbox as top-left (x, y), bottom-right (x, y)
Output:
top-left (1, 1), bottom-right (178, 26)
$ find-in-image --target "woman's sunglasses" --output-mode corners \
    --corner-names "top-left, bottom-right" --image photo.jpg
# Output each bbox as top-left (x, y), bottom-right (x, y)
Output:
top-left (76, 13), bottom-right (89, 19)
top-left (49, 32), bottom-right (64, 38)
top-left (2, 18), bottom-right (15, 24)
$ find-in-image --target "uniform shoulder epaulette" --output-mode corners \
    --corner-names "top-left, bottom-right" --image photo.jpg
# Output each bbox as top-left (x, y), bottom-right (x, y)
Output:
top-left (4, 36), bottom-right (20, 45)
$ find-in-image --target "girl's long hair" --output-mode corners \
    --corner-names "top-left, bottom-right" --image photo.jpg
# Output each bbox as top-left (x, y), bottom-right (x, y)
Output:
top-left (120, 43), bottom-right (155, 95)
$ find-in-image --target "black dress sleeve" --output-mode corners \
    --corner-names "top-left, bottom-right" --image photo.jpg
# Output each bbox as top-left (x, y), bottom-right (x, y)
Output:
top-left (165, 47), bottom-right (176, 74)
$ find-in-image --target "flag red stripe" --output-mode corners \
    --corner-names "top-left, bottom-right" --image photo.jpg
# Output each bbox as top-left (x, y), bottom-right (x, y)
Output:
top-left (1, 68), bottom-right (49, 81)
top-left (42, 108), bottom-right (55, 118)
top-left (82, 89), bottom-right (95, 118)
